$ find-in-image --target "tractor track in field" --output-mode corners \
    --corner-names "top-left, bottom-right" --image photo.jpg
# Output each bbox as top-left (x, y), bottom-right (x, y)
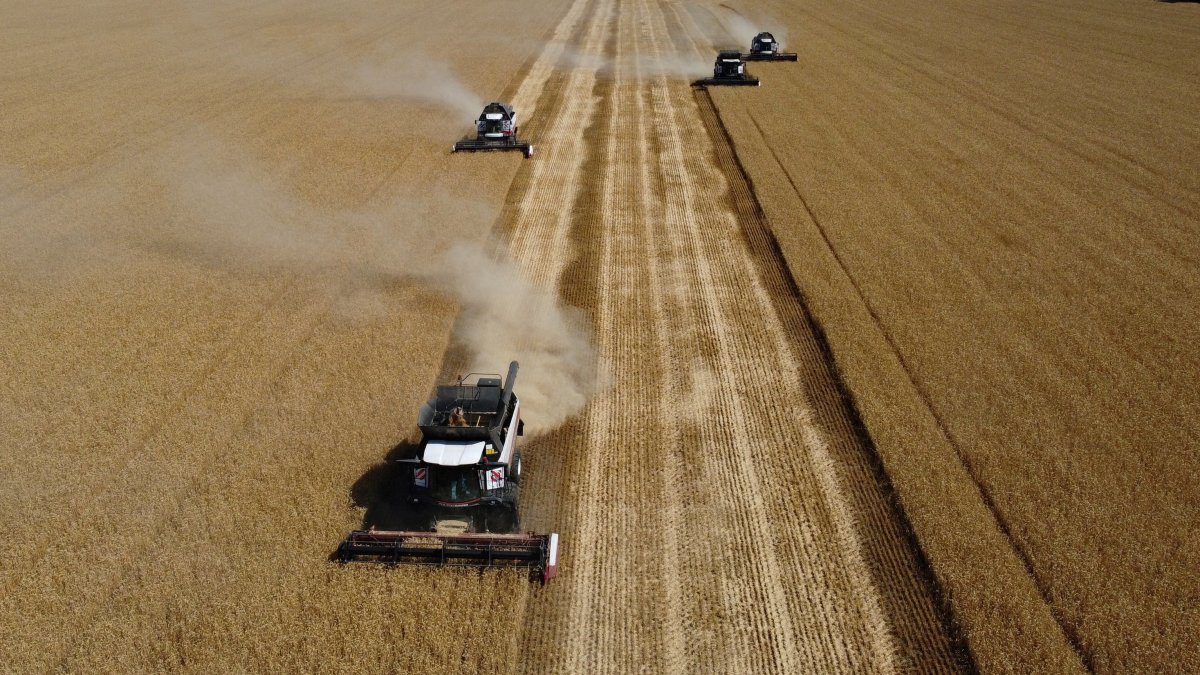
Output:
top-left (493, 0), bottom-right (965, 671)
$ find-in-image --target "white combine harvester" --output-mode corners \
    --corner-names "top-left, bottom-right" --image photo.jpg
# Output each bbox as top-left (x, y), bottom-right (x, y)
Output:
top-left (452, 102), bottom-right (534, 158)
top-left (336, 362), bottom-right (559, 583)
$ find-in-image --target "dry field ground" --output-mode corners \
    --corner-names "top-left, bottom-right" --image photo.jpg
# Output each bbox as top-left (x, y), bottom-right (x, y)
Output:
top-left (2, 0), bottom-right (1195, 673)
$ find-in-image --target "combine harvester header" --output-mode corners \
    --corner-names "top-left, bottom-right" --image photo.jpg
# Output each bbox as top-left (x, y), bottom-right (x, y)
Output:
top-left (337, 361), bottom-right (560, 583)
top-left (337, 531), bottom-right (559, 582)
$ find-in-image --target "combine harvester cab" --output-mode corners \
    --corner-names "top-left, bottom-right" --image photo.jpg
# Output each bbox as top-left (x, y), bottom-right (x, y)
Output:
top-left (693, 50), bottom-right (760, 88)
top-left (742, 31), bottom-right (797, 61)
top-left (337, 361), bottom-right (560, 583)
top-left (452, 102), bottom-right (534, 158)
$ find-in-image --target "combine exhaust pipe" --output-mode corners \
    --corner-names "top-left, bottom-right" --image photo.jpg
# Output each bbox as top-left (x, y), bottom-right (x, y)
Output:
top-left (500, 361), bottom-right (519, 415)
top-left (336, 529), bottom-right (560, 583)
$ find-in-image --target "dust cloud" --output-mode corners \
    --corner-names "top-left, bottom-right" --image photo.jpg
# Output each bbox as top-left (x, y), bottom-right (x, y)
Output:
top-left (159, 137), bottom-right (595, 433)
top-left (349, 58), bottom-right (484, 121)
top-left (0, 168), bottom-right (126, 284)
top-left (434, 244), bottom-right (597, 434)
top-left (691, 2), bottom-right (789, 51)
top-left (172, 6), bottom-right (489, 127)
top-left (714, 7), bottom-right (762, 47)
top-left (638, 53), bottom-right (713, 79)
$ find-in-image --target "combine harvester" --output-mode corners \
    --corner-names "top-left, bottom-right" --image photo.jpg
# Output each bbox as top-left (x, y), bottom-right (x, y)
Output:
top-left (337, 362), bottom-right (559, 583)
top-left (452, 102), bottom-right (534, 158)
top-left (741, 31), bottom-right (798, 61)
top-left (693, 50), bottom-right (760, 88)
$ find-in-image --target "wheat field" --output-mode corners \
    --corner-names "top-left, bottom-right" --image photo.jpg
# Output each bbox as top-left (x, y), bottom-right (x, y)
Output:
top-left (708, 0), bottom-right (1200, 671)
top-left (0, 0), bottom-right (566, 670)
top-left (3, 0), bottom-right (1196, 672)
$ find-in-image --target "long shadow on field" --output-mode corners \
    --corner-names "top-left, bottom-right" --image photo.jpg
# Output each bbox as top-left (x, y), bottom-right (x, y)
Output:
top-left (350, 440), bottom-right (429, 531)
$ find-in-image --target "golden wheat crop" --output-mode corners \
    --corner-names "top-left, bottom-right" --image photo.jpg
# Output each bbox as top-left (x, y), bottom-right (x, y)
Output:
top-left (0, 0), bottom-right (568, 671)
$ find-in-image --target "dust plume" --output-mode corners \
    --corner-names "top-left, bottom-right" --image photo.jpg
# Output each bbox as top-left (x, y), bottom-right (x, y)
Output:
top-left (173, 6), bottom-right (489, 126)
top-left (162, 145), bottom-right (343, 271)
top-left (157, 137), bottom-right (595, 433)
top-left (433, 244), bottom-right (597, 434)
top-left (348, 57), bottom-right (484, 121)
top-left (0, 167), bottom-right (126, 284)
top-left (636, 53), bottom-right (712, 79)
top-left (714, 6), bottom-right (761, 47)
top-left (689, 2), bottom-right (789, 51)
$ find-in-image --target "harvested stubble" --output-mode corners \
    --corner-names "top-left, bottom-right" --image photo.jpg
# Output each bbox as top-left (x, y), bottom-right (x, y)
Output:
top-left (708, 0), bottom-right (1200, 670)
top-left (498, 0), bottom-right (963, 671)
